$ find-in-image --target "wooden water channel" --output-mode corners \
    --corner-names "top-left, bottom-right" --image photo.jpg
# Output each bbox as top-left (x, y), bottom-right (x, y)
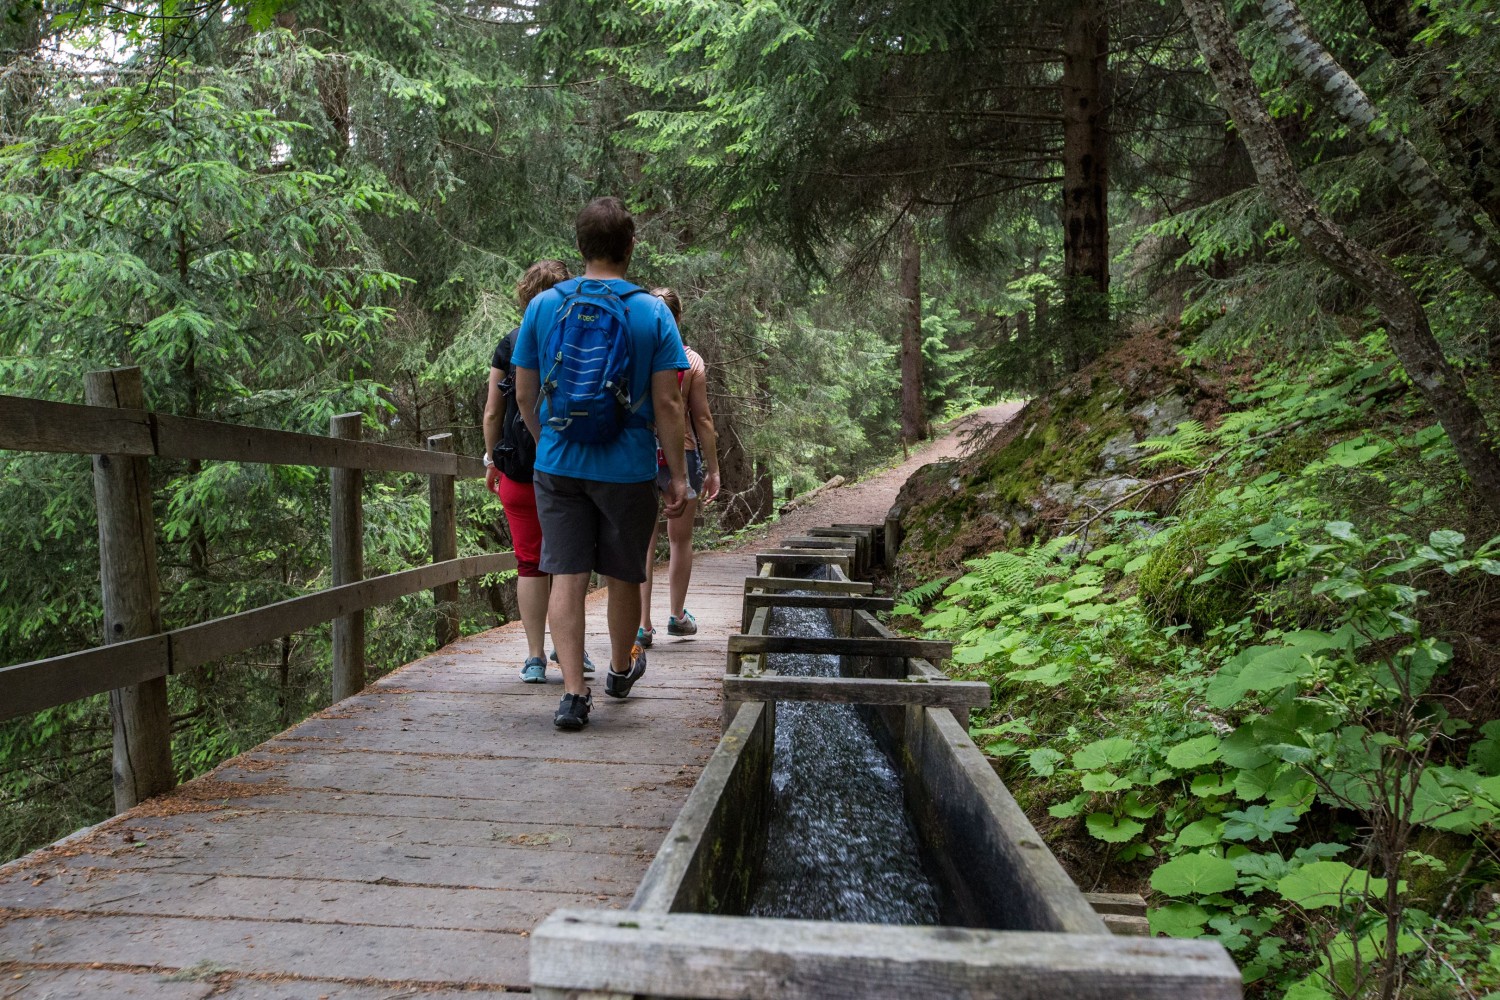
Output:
top-left (0, 375), bottom-right (1239, 996)
top-left (532, 525), bottom-right (1243, 999)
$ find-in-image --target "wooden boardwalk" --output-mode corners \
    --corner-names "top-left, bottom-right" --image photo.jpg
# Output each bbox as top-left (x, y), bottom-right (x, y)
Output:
top-left (0, 554), bottom-right (749, 998)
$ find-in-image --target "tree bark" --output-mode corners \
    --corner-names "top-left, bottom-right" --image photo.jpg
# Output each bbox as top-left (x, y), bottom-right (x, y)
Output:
top-left (1261, 0), bottom-right (1500, 300)
top-left (1060, 0), bottom-right (1111, 320)
top-left (1356, 0), bottom-right (1500, 228)
top-left (1182, 0), bottom-right (1500, 509)
top-left (899, 225), bottom-right (929, 443)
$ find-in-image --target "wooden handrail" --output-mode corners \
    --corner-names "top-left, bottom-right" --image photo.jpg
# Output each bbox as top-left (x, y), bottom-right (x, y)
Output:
top-left (0, 551), bottom-right (517, 723)
top-left (1, 372), bottom-right (507, 815)
top-left (0, 392), bottom-right (485, 477)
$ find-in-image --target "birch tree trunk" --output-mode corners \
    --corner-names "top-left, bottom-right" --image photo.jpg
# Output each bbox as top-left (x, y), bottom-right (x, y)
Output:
top-left (1260, 0), bottom-right (1500, 300)
top-left (1182, 0), bottom-right (1500, 509)
top-left (899, 225), bottom-right (929, 443)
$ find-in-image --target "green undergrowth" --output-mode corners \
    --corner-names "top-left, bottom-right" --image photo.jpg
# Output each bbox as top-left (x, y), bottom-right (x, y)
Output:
top-left (897, 335), bottom-right (1500, 1000)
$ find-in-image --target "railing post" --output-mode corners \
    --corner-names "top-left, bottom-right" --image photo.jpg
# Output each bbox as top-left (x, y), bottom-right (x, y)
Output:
top-left (85, 366), bottom-right (174, 812)
top-left (427, 433), bottom-right (458, 648)
top-left (330, 413), bottom-right (365, 701)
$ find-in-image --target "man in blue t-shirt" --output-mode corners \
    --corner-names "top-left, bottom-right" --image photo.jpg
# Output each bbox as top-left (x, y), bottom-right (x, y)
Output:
top-left (514, 197), bottom-right (691, 731)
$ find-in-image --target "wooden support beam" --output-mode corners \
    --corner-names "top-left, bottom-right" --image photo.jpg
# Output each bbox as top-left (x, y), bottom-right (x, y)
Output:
top-left (724, 674), bottom-right (990, 713)
top-left (1, 553), bottom-right (518, 722)
top-left (741, 593), bottom-right (894, 631)
top-left (0, 394), bottom-right (153, 456)
top-left (780, 537), bottom-right (856, 548)
top-left (427, 434), bottom-right (459, 648)
top-left (85, 367), bottom-right (175, 812)
top-left (745, 577), bottom-right (874, 595)
top-left (756, 550), bottom-right (852, 572)
top-left (530, 910), bottom-right (1244, 1000)
top-left (329, 413), bottom-right (365, 702)
top-left (726, 634), bottom-right (952, 662)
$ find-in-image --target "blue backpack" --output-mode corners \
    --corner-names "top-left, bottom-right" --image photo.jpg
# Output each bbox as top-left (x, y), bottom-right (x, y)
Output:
top-left (538, 278), bottom-right (653, 444)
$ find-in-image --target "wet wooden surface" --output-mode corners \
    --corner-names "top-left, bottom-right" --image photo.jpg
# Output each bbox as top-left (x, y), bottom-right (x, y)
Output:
top-left (0, 553), bottom-right (744, 998)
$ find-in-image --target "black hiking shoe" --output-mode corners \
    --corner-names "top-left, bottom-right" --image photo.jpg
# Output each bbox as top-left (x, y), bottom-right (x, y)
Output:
top-left (605, 645), bottom-right (647, 699)
top-left (553, 691), bottom-right (592, 731)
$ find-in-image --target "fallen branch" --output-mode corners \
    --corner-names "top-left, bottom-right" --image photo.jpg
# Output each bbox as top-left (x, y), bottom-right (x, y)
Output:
top-left (780, 475), bottom-right (846, 513)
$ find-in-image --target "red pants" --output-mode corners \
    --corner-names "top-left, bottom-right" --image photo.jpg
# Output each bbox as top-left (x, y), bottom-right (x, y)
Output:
top-left (496, 473), bottom-right (546, 577)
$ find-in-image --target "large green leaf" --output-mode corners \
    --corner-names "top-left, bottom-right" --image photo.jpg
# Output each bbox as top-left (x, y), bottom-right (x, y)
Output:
top-left (1072, 737), bottom-right (1136, 770)
top-left (1148, 902), bottom-right (1209, 938)
top-left (1276, 861), bottom-right (1395, 909)
top-left (1166, 735), bottom-right (1222, 770)
top-left (1150, 853), bottom-right (1237, 897)
top-left (1085, 813), bottom-right (1144, 843)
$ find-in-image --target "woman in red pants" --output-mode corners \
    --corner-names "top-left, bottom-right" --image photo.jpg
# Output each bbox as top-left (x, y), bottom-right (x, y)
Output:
top-left (483, 260), bottom-right (596, 682)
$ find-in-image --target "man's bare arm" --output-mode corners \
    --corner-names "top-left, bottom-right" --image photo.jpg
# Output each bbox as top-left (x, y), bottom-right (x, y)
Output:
top-left (651, 368), bottom-right (689, 517)
top-left (515, 367), bottom-right (541, 442)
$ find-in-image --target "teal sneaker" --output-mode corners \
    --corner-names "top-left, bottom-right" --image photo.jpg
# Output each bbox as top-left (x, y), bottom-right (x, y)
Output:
top-left (520, 656), bottom-right (547, 683)
top-left (636, 626), bottom-right (655, 649)
top-left (549, 649), bottom-right (597, 675)
top-left (667, 610), bottom-right (698, 637)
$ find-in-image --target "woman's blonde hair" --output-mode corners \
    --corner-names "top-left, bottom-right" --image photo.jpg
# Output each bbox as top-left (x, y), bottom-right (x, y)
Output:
top-left (516, 259), bottom-right (571, 309)
top-left (651, 287), bottom-right (682, 322)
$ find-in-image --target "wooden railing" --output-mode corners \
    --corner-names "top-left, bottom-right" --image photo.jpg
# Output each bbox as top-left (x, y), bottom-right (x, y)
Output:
top-left (0, 367), bottom-right (514, 813)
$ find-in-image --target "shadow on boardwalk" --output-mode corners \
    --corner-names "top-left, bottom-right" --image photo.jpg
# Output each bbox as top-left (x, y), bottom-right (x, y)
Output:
top-left (0, 407), bottom-right (1019, 998)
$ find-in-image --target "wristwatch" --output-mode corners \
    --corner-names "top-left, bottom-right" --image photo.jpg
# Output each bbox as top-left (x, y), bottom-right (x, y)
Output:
top-left (482, 452), bottom-right (494, 468)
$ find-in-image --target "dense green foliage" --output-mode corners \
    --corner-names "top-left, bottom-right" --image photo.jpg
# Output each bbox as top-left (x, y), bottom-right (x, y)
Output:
top-left (902, 339), bottom-right (1500, 997)
top-left (1, 0), bottom-right (1498, 996)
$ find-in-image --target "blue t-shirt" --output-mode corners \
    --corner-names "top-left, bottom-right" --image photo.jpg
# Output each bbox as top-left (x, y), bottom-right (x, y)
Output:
top-left (511, 278), bottom-right (689, 484)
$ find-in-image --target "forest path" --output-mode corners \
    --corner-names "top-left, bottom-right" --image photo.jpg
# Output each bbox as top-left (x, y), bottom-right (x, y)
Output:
top-left (0, 405), bottom-right (1020, 999)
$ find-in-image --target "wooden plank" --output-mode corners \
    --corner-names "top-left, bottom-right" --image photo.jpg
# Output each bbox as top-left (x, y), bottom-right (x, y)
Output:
top-left (86, 367), bottom-right (174, 812)
top-left (530, 910), bottom-right (1244, 1000)
top-left (780, 537), bottom-right (857, 548)
top-left (330, 412), bottom-right (365, 702)
top-left (428, 434), bottom-right (459, 648)
top-left (0, 553), bottom-right (516, 720)
top-left (726, 634), bottom-right (952, 662)
top-left (0, 393), bottom-right (155, 456)
top-left (1103, 913), bottom-right (1152, 936)
top-left (170, 552), bottom-right (515, 671)
top-left (154, 412), bottom-right (461, 476)
top-left (744, 594), bottom-right (894, 615)
top-left (723, 675), bottom-right (989, 713)
top-left (631, 700), bottom-right (771, 914)
top-left (1085, 891), bottom-right (1149, 917)
top-left (0, 635), bottom-right (169, 722)
top-left (745, 576), bottom-right (873, 595)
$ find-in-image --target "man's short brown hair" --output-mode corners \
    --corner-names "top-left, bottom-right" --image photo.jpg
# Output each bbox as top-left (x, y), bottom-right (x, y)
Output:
top-left (575, 197), bottom-right (635, 264)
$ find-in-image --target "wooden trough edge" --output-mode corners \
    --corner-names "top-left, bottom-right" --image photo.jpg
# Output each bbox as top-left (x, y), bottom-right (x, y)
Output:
top-left (745, 576), bottom-right (874, 595)
top-left (530, 910), bottom-right (1243, 1000)
top-left (723, 674), bottom-right (990, 714)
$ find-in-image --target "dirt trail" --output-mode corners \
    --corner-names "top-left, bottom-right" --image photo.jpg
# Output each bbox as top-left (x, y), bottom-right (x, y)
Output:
top-left (758, 402), bottom-right (1024, 544)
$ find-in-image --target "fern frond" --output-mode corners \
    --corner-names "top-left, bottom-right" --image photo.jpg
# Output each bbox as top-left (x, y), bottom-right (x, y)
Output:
top-left (1140, 419), bottom-right (1209, 467)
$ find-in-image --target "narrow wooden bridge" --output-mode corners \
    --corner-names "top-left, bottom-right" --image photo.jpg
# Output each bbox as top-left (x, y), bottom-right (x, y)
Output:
top-left (1, 383), bottom-right (1237, 998)
top-left (0, 562), bottom-right (741, 996)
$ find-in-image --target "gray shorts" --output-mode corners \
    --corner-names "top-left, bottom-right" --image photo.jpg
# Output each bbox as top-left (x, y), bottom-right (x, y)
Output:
top-left (534, 471), bottom-right (657, 583)
top-left (655, 450), bottom-right (705, 496)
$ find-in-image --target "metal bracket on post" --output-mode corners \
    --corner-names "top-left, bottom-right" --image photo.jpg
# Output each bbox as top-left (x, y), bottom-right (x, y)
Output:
top-left (85, 367), bottom-right (174, 812)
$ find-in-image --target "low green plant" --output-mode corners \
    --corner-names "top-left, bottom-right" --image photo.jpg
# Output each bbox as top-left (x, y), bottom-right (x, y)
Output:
top-left (904, 340), bottom-right (1500, 998)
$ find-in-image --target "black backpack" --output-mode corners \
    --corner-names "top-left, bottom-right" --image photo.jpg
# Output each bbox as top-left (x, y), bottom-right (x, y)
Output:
top-left (491, 329), bottom-right (537, 484)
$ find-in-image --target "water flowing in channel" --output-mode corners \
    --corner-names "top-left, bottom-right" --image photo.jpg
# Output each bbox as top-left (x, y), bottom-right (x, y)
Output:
top-left (748, 599), bottom-right (941, 924)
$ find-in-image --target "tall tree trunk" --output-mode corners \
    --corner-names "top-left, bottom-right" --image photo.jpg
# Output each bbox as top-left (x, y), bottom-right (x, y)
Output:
top-left (899, 225), bottom-right (929, 443)
top-left (1183, 0), bottom-right (1500, 510)
top-left (1060, 0), bottom-right (1111, 321)
top-left (1261, 0), bottom-right (1500, 300)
